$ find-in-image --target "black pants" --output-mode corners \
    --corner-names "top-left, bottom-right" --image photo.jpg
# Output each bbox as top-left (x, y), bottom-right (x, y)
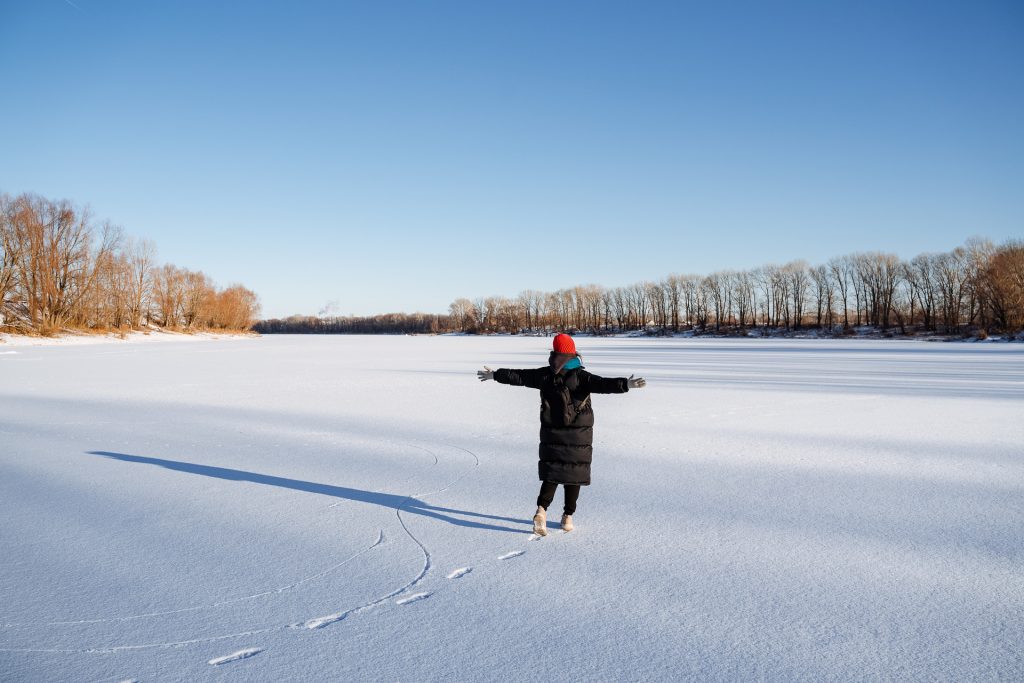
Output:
top-left (537, 481), bottom-right (580, 515)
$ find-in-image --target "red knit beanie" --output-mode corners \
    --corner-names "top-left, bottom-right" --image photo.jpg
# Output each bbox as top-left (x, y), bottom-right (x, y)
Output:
top-left (552, 333), bottom-right (576, 354)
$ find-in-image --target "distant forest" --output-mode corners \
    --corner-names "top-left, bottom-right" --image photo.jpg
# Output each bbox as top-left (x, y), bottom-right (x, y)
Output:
top-left (257, 236), bottom-right (1024, 338)
top-left (0, 192), bottom-right (260, 335)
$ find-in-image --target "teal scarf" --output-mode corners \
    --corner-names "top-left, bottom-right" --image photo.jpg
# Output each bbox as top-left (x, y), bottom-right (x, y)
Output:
top-left (561, 357), bottom-right (582, 371)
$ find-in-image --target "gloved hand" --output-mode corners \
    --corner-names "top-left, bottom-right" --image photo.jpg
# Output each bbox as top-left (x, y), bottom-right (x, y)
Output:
top-left (627, 374), bottom-right (646, 389)
top-left (477, 366), bottom-right (494, 382)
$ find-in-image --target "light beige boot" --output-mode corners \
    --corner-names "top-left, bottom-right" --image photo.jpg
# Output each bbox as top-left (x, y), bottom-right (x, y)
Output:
top-left (533, 506), bottom-right (547, 536)
top-left (561, 514), bottom-right (574, 532)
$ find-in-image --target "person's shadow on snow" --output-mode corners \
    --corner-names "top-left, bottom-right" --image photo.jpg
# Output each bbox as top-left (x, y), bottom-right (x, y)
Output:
top-left (87, 451), bottom-right (540, 534)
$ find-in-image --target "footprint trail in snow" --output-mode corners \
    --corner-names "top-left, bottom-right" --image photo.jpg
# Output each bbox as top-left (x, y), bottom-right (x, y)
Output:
top-left (208, 647), bottom-right (263, 665)
top-left (395, 592), bottom-right (432, 605)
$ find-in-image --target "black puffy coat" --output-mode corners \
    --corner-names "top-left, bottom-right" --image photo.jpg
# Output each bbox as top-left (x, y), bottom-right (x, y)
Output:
top-left (493, 355), bottom-right (629, 485)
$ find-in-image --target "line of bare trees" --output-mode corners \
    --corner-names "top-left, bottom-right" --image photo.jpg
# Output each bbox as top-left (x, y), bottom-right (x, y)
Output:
top-left (444, 238), bottom-right (1023, 337)
top-left (257, 236), bottom-right (1023, 337)
top-left (0, 192), bottom-right (260, 335)
top-left (255, 312), bottom-right (446, 335)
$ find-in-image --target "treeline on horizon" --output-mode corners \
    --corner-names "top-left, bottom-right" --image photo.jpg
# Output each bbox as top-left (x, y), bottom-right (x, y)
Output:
top-left (0, 192), bottom-right (260, 335)
top-left (257, 236), bottom-right (1024, 338)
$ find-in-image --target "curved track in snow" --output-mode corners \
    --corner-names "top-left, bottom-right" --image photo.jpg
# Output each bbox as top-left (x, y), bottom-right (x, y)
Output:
top-left (1, 441), bottom-right (440, 630)
top-left (301, 442), bottom-right (480, 629)
top-left (0, 440), bottom-right (480, 655)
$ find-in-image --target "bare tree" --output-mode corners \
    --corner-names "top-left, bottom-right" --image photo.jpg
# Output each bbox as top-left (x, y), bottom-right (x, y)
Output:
top-left (448, 297), bottom-right (475, 332)
top-left (628, 282), bottom-right (649, 329)
top-left (153, 264), bottom-right (185, 328)
top-left (679, 275), bottom-right (699, 329)
top-left (216, 285), bottom-right (260, 329)
top-left (0, 194), bottom-right (22, 327)
top-left (983, 241), bottom-right (1024, 332)
top-left (610, 287), bottom-right (628, 330)
top-left (126, 238), bottom-right (157, 328)
top-left (754, 267), bottom-right (774, 328)
top-left (643, 281), bottom-right (666, 331)
top-left (961, 237), bottom-right (995, 330)
top-left (181, 270), bottom-right (214, 328)
top-left (661, 275), bottom-right (679, 331)
top-left (731, 270), bottom-right (757, 330)
top-left (85, 245), bottom-right (133, 329)
top-left (517, 290), bottom-right (537, 332)
top-left (785, 261), bottom-right (810, 330)
top-left (705, 272), bottom-right (728, 331)
top-left (694, 277), bottom-right (710, 329)
top-left (828, 256), bottom-right (853, 329)
top-left (9, 196), bottom-right (120, 333)
top-left (770, 266), bottom-right (791, 329)
top-left (907, 253), bottom-right (937, 331)
top-left (810, 264), bottom-right (834, 329)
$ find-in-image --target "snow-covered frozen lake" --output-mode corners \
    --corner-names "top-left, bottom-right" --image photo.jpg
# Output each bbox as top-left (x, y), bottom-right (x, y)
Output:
top-left (2, 335), bottom-right (1022, 681)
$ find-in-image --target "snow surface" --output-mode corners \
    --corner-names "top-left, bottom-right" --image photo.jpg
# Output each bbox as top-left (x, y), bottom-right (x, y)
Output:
top-left (1, 335), bottom-right (1022, 681)
top-left (0, 329), bottom-right (253, 348)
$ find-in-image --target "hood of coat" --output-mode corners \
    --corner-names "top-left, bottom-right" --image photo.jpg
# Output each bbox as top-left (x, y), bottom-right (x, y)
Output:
top-left (549, 351), bottom-right (583, 374)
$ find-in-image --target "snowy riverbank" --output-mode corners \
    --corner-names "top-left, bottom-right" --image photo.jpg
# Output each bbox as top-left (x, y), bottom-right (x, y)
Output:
top-left (0, 328), bottom-right (257, 348)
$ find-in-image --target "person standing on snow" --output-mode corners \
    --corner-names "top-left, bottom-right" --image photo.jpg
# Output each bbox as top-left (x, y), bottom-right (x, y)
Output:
top-left (477, 333), bottom-right (646, 536)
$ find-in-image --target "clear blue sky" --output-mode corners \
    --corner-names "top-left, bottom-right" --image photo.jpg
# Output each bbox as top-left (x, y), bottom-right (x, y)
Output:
top-left (1, 1), bottom-right (1021, 318)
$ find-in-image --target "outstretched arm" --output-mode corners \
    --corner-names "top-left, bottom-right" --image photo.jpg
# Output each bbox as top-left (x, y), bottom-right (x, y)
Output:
top-left (480, 367), bottom-right (545, 389)
top-left (579, 370), bottom-right (646, 394)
